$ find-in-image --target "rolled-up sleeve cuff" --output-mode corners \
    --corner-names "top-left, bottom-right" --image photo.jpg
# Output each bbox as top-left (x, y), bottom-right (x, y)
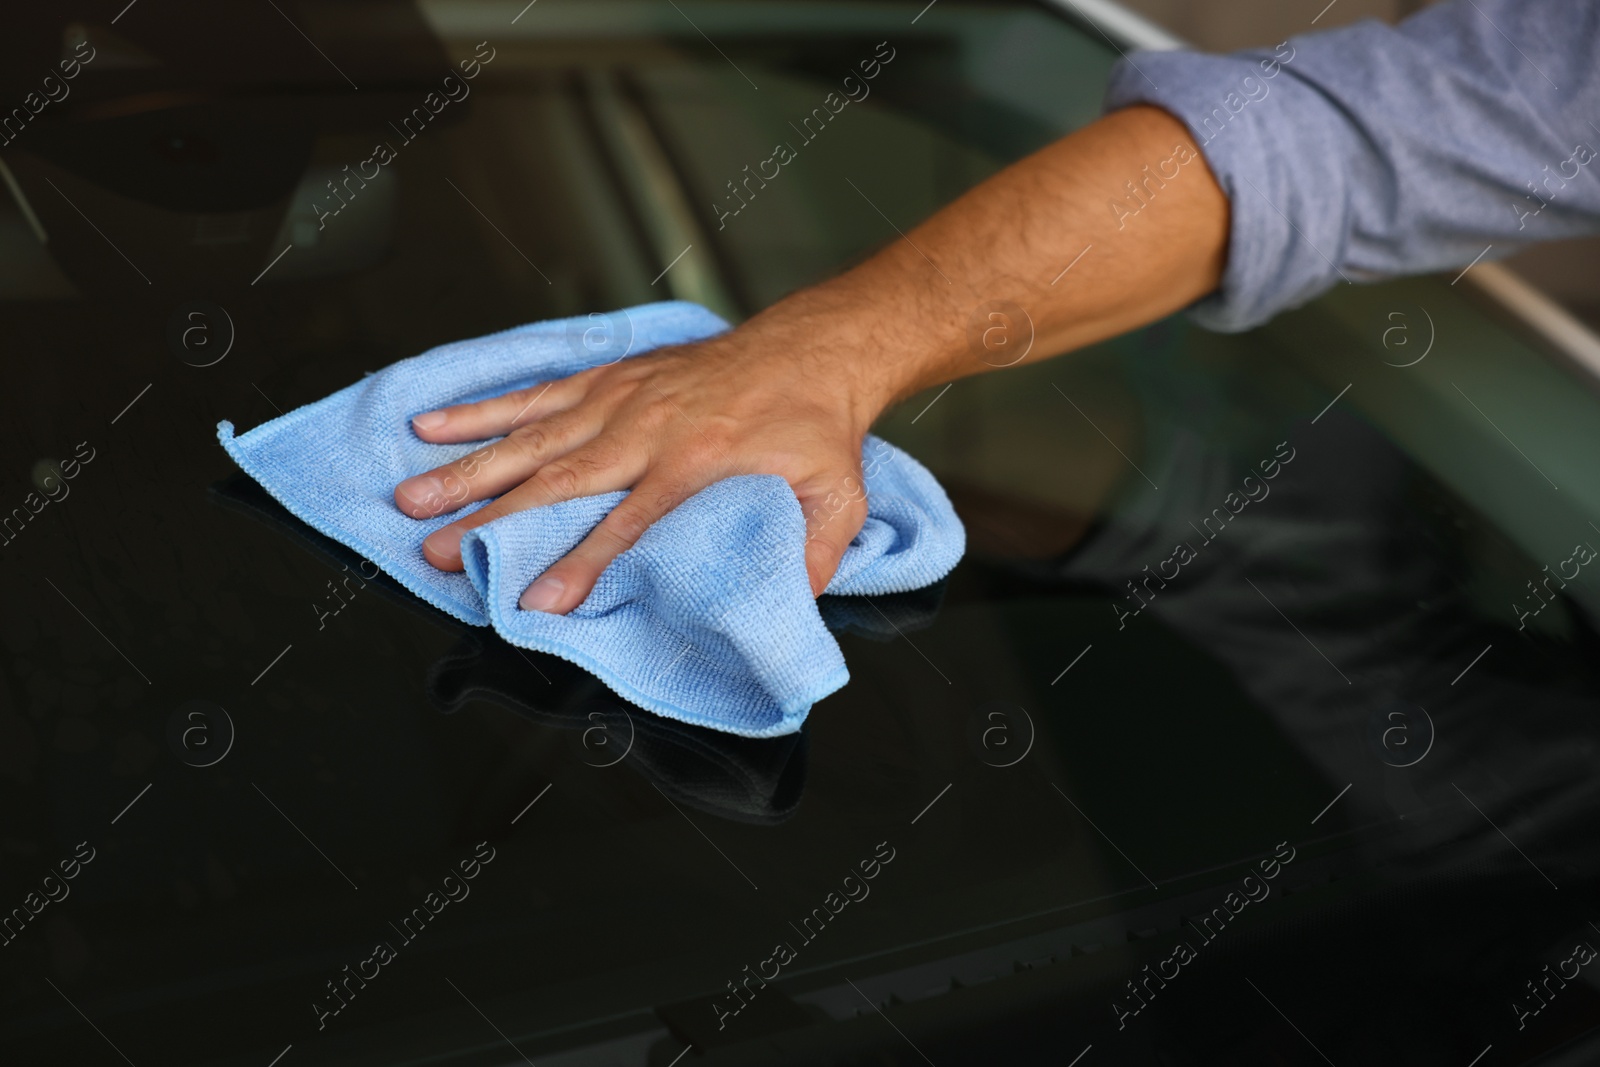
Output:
top-left (1102, 45), bottom-right (1357, 333)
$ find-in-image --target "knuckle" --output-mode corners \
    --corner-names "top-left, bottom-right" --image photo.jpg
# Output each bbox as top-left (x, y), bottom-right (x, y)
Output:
top-left (652, 484), bottom-right (687, 513)
top-left (568, 365), bottom-right (606, 389)
top-left (602, 506), bottom-right (651, 547)
top-left (511, 383), bottom-right (553, 412)
top-left (639, 398), bottom-right (675, 431)
top-left (508, 423), bottom-right (551, 460)
top-left (536, 463), bottom-right (581, 500)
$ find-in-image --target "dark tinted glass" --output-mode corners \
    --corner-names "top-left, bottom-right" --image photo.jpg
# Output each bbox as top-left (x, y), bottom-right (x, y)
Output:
top-left (3, 3), bottom-right (1600, 1066)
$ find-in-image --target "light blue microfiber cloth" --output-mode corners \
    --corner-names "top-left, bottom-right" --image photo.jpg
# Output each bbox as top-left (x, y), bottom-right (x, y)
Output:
top-left (218, 301), bottom-right (964, 737)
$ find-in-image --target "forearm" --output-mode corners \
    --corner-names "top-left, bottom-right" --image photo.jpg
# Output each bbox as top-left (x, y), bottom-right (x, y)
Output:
top-left (732, 104), bottom-right (1229, 427)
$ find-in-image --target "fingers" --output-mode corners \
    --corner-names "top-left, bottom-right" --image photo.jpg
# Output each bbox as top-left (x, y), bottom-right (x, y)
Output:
top-left (410, 376), bottom-right (581, 444)
top-left (519, 473), bottom-right (698, 614)
top-left (395, 409), bottom-right (599, 519)
top-left (797, 471), bottom-right (869, 597)
top-left (420, 441), bottom-right (646, 570)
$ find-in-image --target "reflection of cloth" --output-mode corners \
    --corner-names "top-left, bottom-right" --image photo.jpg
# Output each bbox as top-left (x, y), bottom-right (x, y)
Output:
top-left (217, 302), bottom-right (963, 738)
top-left (430, 636), bottom-right (810, 826)
top-left (815, 582), bottom-right (948, 642)
top-left (1105, 0), bottom-right (1600, 332)
top-left (213, 473), bottom-right (809, 824)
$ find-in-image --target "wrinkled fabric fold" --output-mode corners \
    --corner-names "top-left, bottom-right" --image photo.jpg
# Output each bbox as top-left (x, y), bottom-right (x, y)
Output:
top-left (218, 301), bottom-right (964, 736)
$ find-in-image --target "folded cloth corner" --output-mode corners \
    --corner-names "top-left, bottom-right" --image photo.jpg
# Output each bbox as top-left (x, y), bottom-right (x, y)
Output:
top-left (217, 300), bottom-right (964, 737)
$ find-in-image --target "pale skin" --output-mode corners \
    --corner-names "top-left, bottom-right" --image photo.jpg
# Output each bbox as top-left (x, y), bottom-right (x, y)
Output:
top-left (394, 104), bottom-right (1230, 612)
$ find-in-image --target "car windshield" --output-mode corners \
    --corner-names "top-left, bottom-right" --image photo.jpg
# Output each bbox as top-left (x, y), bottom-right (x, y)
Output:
top-left (4, 2), bottom-right (1600, 1065)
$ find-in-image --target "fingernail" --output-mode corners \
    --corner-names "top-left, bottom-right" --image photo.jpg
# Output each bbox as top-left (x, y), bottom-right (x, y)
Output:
top-left (413, 411), bottom-right (448, 432)
top-left (397, 476), bottom-right (444, 516)
top-left (424, 526), bottom-right (463, 563)
top-left (520, 576), bottom-right (565, 612)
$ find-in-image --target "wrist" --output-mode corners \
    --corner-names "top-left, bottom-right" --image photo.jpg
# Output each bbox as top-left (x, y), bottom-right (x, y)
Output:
top-left (750, 267), bottom-right (969, 434)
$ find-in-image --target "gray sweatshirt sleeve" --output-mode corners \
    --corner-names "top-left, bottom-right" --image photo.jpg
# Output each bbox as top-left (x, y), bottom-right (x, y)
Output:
top-left (1101, 0), bottom-right (1600, 332)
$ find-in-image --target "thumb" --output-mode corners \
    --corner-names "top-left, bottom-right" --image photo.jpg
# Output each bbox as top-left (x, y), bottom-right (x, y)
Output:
top-left (797, 473), bottom-right (869, 597)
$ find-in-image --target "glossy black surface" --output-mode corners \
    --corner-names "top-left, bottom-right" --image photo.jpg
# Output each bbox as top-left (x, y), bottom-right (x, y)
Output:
top-left (4, 3), bottom-right (1600, 1065)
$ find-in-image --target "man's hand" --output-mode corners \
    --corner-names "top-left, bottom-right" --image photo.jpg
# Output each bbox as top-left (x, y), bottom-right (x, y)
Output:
top-left (395, 105), bottom-right (1229, 615)
top-left (395, 309), bottom-right (888, 613)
